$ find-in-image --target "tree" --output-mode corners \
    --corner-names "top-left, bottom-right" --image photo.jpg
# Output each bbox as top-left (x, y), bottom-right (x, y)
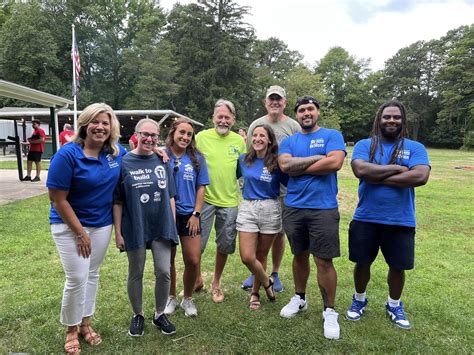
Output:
top-left (165, 0), bottom-right (256, 127)
top-left (0, 2), bottom-right (63, 101)
top-left (434, 25), bottom-right (474, 149)
top-left (315, 47), bottom-right (373, 141)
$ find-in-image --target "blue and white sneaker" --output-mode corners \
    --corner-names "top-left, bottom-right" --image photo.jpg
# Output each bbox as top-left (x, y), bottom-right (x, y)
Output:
top-left (346, 295), bottom-right (368, 321)
top-left (386, 301), bottom-right (412, 330)
top-left (241, 274), bottom-right (254, 290)
top-left (271, 272), bottom-right (284, 293)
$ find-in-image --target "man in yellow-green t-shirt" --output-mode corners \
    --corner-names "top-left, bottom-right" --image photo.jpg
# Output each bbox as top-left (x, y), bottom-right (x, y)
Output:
top-left (196, 99), bottom-right (246, 303)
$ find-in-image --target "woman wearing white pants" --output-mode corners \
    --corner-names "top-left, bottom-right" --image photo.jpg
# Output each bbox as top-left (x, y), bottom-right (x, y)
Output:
top-left (47, 103), bottom-right (125, 354)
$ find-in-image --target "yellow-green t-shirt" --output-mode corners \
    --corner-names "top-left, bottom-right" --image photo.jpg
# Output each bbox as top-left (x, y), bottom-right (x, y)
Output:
top-left (196, 128), bottom-right (246, 207)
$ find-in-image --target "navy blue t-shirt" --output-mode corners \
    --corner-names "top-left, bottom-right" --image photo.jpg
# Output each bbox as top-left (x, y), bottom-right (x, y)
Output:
top-left (352, 138), bottom-right (430, 227)
top-left (47, 142), bottom-right (126, 227)
top-left (114, 153), bottom-right (178, 251)
top-left (279, 128), bottom-right (346, 209)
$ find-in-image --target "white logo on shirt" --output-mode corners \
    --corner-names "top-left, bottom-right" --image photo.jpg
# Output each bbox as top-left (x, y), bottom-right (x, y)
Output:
top-left (310, 138), bottom-right (324, 148)
top-left (183, 164), bottom-right (194, 181)
top-left (154, 166), bottom-right (167, 189)
top-left (260, 167), bottom-right (272, 182)
top-left (140, 193), bottom-right (150, 203)
top-left (106, 154), bottom-right (119, 168)
top-left (396, 150), bottom-right (411, 160)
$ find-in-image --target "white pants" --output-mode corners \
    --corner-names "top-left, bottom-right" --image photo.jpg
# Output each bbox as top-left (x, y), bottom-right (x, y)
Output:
top-left (51, 223), bottom-right (112, 326)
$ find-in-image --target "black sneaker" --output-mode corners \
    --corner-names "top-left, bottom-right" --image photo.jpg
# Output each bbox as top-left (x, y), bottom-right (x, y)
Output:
top-left (21, 176), bottom-right (31, 181)
top-left (152, 313), bottom-right (176, 335)
top-left (128, 314), bottom-right (144, 337)
top-left (31, 176), bottom-right (41, 182)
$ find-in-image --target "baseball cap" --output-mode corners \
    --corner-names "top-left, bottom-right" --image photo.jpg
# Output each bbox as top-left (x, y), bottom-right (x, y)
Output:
top-left (266, 85), bottom-right (286, 99)
top-left (294, 95), bottom-right (320, 112)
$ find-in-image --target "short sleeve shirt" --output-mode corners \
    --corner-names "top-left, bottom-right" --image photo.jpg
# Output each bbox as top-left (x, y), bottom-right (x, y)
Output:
top-left (279, 128), bottom-right (346, 209)
top-left (352, 138), bottom-right (430, 227)
top-left (47, 142), bottom-right (126, 226)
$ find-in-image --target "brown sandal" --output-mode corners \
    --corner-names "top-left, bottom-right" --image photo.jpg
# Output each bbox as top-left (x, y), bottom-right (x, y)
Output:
top-left (249, 292), bottom-right (261, 311)
top-left (79, 324), bottom-right (102, 346)
top-left (264, 276), bottom-right (276, 301)
top-left (64, 328), bottom-right (81, 354)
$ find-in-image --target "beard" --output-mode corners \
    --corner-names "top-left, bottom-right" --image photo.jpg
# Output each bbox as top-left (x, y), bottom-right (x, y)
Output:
top-left (215, 125), bottom-right (230, 136)
top-left (299, 119), bottom-right (317, 131)
top-left (381, 126), bottom-right (402, 139)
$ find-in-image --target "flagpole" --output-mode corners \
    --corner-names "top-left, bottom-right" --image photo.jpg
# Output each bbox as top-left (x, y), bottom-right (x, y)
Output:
top-left (72, 24), bottom-right (78, 130)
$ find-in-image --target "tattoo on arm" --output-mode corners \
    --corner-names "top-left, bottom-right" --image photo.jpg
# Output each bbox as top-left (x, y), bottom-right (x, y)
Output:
top-left (284, 155), bottom-right (325, 173)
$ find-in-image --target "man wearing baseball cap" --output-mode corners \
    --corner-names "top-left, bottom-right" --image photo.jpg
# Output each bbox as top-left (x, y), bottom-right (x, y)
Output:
top-left (241, 85), bottom-right (301, 293)
top-left (278, 95), bottom-right (346, 340)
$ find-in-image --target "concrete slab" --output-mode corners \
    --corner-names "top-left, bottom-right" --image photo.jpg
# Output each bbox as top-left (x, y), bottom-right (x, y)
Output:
top-left (0, 169), bottom-right (48, 205)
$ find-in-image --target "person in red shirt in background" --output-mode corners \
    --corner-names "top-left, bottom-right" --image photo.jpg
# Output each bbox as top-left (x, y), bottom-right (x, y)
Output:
top-left (129, 132), bottom-right (138, 150)
top-left (59, 123), bottom-right (75, 146)
top-left (22, 119), bottom-right (46, 182)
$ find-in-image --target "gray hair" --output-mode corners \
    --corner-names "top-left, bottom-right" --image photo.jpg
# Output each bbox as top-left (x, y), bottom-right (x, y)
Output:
top-left (213, 99), bottom-right (236, 117)
top-left (64, 123), bottom-right (72, 130)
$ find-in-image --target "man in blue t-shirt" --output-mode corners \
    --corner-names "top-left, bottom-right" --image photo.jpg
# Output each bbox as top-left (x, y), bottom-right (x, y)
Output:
top-left (346, 100), bottom-right (430, 330)
top-left (278, 95), bottom-right (346, 340)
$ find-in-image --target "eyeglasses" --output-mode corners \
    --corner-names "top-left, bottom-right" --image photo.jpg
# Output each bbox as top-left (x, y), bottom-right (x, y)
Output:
top-left (174, 158), bottom-right (181, 172)
top-left (137, 132), bottom-right (159, 140)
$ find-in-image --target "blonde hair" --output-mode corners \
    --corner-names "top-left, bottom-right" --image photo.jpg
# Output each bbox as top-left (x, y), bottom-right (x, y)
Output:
top-left (72, 103), bottom-right (121, 157)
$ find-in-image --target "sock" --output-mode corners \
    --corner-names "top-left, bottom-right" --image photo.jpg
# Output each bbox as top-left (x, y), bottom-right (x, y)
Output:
top-left (296, 292), bottom-right (305, 301)
top-left (388, 296), bottom-right (400, 308)
top-left (355, 292), bottom-right (367, 302)
top-left (325, 307), bottom-right (336, 312)
top-left (155, 311), bottom-right (163, 319)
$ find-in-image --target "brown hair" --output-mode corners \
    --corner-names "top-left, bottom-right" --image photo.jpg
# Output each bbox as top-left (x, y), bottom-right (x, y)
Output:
top-left (244, 124), bottom-right (279, 172)
top-left (165, 119), bottom-right (202, 171)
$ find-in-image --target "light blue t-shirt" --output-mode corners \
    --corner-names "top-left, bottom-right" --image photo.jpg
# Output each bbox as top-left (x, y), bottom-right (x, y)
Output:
top-left (47, 142), bottom-right (126, 227)
top-left (237, 155), bottom-right (287, 200)
top-left (352, 138), bottom-right (430, 227)
top-left (279, 128), bottom-right (346, 209)
top-left (169, 151), bottom-right (210, 215)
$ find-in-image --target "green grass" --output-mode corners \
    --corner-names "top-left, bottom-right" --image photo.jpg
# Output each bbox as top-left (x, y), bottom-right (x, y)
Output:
top-left (0, 159), bottom-right (50, 170)
top-left (1, 148), bottom-right (473, 353)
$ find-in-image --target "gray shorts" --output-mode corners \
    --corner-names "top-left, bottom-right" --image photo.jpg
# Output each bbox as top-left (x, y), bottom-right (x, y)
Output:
top-left (200, 202), bottom-right (238, 254)
top-left (283, 206), bottom-right (340, 259)
top-left (236, 199), bottom-right (282, 234)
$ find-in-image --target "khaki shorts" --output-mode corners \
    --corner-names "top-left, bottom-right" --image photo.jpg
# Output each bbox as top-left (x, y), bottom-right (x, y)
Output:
top-left (237, 198), bottom-right (282, 234)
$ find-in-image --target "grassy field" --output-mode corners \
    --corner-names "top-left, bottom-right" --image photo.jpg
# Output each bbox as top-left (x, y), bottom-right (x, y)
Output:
top-left (0, 148), bottom-right (473, 353)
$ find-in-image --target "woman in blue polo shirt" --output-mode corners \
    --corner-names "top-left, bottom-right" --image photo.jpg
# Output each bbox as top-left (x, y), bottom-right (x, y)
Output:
top-left (47, 103), bottom-right (125, 354)
top-left (163, 119), bottom-right (210, 317)
top-left (237, 124), bottom-right (287, 310)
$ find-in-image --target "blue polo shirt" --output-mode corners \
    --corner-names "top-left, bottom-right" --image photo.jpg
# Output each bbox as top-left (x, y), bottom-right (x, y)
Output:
top-left (47, 142), bottom-right (126, 227)
top-left (279, 128), bottom-right (346, 209)
top-left (169, 151), bottom-right (210, 215)
top-left (352, 138), bottom-right (430, 227)
top-left (237, 155), bottom-right (287, 200)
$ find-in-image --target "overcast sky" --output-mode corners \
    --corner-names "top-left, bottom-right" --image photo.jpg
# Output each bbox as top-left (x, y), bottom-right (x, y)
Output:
top-left (159, 0), bottom-right (474, 70)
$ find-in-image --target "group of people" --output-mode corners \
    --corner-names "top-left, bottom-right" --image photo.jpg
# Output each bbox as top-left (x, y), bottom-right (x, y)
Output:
top-left (46, 85), bottom-right (430, 353)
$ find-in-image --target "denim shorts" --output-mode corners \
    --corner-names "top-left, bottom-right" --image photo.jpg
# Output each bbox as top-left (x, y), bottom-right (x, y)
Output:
top-left (236, 198), bottom-right (282, 234)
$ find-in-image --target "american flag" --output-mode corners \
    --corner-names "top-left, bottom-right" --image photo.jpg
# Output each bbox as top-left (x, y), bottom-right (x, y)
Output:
top-left (71, 31), bottom-right (81, 97)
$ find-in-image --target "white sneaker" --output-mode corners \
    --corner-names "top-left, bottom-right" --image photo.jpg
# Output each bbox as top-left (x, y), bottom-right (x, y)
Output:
top-left (323, 308), bottom-right (340, 340)
top-left (180, 298), bottom-right (198, 317)
top-left (164, 296), bottom-right (177, 315)
top-left (280, 295), bottom-right (308, 318)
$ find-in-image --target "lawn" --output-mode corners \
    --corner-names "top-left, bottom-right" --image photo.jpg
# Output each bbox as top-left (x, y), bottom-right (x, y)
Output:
top-left (0, 148), bottom-right (473, 353)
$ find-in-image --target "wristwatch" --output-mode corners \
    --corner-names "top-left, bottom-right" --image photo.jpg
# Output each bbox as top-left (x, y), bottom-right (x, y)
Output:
top-left (192, 211), bottom-right (201, 217)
